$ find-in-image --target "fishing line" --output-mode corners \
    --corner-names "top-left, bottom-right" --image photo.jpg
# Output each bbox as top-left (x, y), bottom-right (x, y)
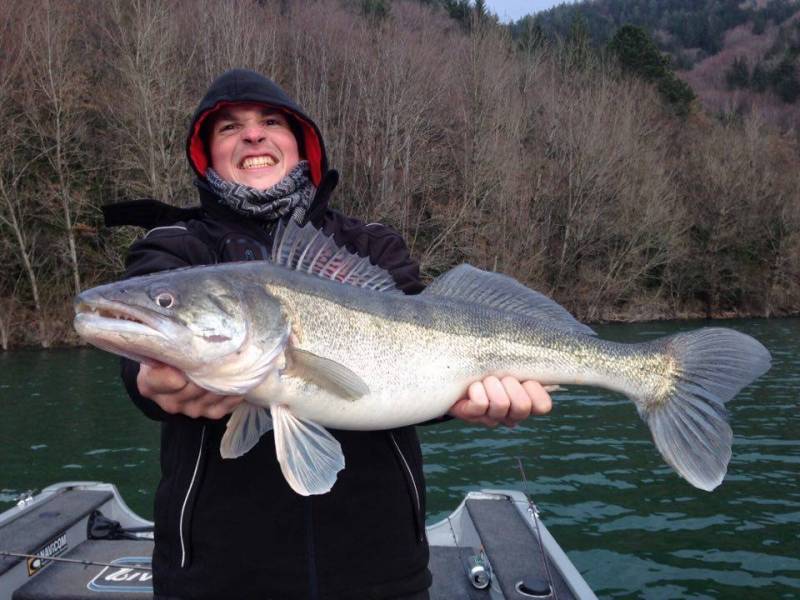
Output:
top-left (517, 457), bottom-right (558, 600)
top-left (0, 550), bottom-right (152, 571)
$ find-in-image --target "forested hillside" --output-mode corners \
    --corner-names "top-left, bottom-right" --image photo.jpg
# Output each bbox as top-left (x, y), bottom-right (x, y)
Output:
top-left (524, 0), bottom-right (800, 126)
top-left (0, 0), bottom-right (798, 349)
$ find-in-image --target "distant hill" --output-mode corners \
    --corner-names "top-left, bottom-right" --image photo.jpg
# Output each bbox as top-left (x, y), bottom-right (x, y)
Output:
top-left (516, 0), bottom-right (800, 126)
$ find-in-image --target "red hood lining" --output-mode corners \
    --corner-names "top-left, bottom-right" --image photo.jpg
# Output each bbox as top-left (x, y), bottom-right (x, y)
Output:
top-left (188, 101), bottom-right (324, 187)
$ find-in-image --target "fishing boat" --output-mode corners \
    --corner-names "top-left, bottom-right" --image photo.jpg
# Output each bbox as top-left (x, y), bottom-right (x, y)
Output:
top-left (0, 482), bottom-right (596, 599)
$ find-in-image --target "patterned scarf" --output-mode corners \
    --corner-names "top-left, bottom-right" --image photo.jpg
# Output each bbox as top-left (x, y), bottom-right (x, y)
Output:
top-left (205, 160), bottom-right (315, 223)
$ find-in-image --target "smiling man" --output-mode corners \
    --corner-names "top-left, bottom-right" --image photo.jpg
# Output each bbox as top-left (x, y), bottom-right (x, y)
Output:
top-left (208, 105), bottom-right (301, 189)
top-left (118, 69), bottom-right (551, 600)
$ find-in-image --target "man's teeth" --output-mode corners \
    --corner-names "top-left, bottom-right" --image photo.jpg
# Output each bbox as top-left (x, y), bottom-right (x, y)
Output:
top-left (241, 155), bottom-right (277, 169)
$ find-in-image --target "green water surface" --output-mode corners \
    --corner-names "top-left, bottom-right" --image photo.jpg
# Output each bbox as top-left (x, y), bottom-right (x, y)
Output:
top-left (1, 318), bottom-right (798, 599)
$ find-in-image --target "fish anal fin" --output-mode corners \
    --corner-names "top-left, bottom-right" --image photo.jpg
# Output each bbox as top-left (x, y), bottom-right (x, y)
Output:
top-left (220, 403), bottom-right (274, 459)
top-left (272, 405), bottom-right (344, 496)
top-left (289, 348), bottom-right (370, 400)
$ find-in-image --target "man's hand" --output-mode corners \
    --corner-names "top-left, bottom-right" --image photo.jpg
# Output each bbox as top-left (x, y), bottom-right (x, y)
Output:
top-left (448, 377), bottom-right (552, 428)
top-left (137, 362), bottom-right (244, 420)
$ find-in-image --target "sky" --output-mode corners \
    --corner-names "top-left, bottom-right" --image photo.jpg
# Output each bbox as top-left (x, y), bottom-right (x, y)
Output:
top-left (484, 0), bottom-right (570, 23)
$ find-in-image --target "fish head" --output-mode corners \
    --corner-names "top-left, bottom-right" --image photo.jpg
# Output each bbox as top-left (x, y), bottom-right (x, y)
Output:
top-left (74, 266), bottom-right (288, 381)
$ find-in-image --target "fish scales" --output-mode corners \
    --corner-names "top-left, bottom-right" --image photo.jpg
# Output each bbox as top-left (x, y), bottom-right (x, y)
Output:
top-left (261, 275), bottom-right (675, 429)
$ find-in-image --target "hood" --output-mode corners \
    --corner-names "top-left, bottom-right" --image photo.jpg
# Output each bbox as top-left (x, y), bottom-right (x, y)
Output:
top-left (186, 69), bottom-right (327, 187)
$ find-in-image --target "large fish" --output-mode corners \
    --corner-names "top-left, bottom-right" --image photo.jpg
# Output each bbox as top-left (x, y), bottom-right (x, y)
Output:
top-left (74, 221), bottom-right (771, 496)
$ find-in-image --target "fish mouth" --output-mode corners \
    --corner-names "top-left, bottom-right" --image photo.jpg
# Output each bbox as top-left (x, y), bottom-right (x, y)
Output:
top-left (74, 298), bottom-right (166, 335)
top-left (74, 297), bottom-right (175, 364)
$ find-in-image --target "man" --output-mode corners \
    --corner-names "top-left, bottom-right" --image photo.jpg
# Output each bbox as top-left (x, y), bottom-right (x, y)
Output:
top-left (118, 69), bottom-right (551, 599)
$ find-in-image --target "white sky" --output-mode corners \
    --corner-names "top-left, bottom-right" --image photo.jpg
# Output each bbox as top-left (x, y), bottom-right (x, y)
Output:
top-left (485, 0), bottom-right (571, 22)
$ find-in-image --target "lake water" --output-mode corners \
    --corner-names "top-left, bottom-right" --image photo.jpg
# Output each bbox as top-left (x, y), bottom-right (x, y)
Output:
top-left (0, 318), bottom-right (798, 599)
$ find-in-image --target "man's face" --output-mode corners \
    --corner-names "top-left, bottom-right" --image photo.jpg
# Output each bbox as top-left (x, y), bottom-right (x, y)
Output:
top-left (208, 103), bottom-right (300, 190)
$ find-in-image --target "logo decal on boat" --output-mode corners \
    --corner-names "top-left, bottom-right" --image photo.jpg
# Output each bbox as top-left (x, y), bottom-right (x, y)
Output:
top-left (27, 533), bottom-right (68, 576)
top-left (87, 556), bottom-right (153, 593)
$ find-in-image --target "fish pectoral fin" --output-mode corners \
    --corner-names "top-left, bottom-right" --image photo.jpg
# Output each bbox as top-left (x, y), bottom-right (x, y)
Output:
top-left (289, 348), bottom-right (370, 401)
top-left (220, 403), bottom-right (273, 459)
top-left (271, 404), bottom-right (345, 496)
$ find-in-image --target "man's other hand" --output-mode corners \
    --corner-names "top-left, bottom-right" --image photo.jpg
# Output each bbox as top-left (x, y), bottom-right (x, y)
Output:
top-left (448, 377), bottom-right (552, 428)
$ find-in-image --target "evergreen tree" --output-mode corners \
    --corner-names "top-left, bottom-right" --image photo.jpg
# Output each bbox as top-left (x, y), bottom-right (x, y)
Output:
top-left (361, 0), bottom-right (391, 21)
top-left (752, 62), bottom-right (770, 92)
top-left (771, 55), bottom-right (800, 102)
top-left (658, 73), bottom-right (696, 116)
top-left (725, 56), bottom-right (750, 89)
top-left (516, 15), bottom-right (545, 52)
top-left (609, 24), bottom-right (695, 115)
top-left (608, 24), bottom-right (668, 81)
top-left (442, 0), bottom-right (471, 28)
top-left (567, 13), bottom-right (592, 68)
top-left (752, 12), bottom-right (766, 35)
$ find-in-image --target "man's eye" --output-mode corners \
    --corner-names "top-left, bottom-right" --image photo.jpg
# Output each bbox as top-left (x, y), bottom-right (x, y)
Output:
top-left (218, 123), bottom-right (236, 132)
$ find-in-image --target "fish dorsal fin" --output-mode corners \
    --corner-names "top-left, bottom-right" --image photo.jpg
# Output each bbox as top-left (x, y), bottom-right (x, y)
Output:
top-left (423, 264), bottom-right (596, 336)
top-left (272, 219), bottom-right (399, 292)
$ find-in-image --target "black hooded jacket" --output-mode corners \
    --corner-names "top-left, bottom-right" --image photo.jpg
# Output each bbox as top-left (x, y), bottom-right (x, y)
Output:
top-left (114, 69), bottom-right (431, 600)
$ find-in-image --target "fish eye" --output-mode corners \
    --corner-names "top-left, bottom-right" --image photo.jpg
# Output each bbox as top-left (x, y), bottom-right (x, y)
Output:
top-left (155, 293), bottom-right (175, 309)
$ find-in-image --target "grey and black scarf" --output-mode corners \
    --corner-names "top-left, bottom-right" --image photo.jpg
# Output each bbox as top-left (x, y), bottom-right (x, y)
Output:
top-left (206, 160), bottom-right (315, 223)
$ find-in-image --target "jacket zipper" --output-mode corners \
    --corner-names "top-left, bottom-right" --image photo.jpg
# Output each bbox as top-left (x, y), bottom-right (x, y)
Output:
top-left (180, 425), bottom-right (206, 568)
top-left (389, 432), bottom-right (422, 538)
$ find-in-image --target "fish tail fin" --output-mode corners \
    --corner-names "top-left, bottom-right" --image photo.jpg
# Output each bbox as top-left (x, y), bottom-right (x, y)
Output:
top-left (638, 328), bottom-right (770, 491)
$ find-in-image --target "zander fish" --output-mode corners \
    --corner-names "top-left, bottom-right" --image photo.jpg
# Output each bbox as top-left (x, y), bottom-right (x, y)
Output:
top-left (73, 221), bottom-right (771, 496)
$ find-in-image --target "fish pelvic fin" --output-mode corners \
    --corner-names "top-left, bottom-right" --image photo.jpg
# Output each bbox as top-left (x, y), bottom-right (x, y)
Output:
top-left (639, 328), bottom-right (771, 491)
top-left (272, 405), bottom-right (345, 496)
top-left (220, 403), bottom-right (274, 459)
top-left (423, 264), bottom-right (595, 335)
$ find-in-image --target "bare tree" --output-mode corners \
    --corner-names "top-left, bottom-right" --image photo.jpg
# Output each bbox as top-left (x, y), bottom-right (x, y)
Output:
top-left (94, 0), bottom-right (193, 203)
top-left (192, 0), bottom-right (282, 86)
top-left (20, 0), bottom-right (89, 296)
top-left (0, 2), bottom-right (53, 346)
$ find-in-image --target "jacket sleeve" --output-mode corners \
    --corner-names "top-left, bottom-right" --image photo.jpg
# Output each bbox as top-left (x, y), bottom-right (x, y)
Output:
top-left (119, 225), bottom-right (216, 421)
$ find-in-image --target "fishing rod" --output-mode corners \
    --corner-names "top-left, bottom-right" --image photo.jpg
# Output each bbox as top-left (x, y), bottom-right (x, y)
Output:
top-left (0, 551), bottom-right (152, 571)
top-left (517, 457), bottom-right (558, 600)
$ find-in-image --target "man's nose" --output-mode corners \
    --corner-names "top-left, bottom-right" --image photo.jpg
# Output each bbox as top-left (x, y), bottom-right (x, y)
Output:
top-left (242, 123), bottom-right (266, 143)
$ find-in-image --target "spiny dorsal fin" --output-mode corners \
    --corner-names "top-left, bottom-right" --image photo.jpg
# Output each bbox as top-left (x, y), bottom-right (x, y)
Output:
top-left (272, 219), bottom-right (399, 292)
top-left (423, 264), bottom-right (596, 336)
